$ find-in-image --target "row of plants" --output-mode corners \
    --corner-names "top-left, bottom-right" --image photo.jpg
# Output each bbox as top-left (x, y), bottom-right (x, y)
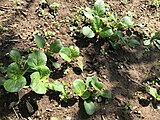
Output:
top-left (0, 33), bottom-right (111, 115)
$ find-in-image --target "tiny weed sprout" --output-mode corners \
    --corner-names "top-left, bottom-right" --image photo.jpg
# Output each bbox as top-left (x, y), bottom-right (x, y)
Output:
top-left (143, 31), bottom-right (160, 49)
top-left (73, 76), bottom-right (111, 115)
top-left (146, 86), bottom-right (160, 101)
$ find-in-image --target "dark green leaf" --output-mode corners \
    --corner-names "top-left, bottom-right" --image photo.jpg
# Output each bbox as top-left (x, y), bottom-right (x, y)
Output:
top-left (4, 75), bottom-right (26, 92)
top-left (69, 46), bottom-right (80, 59)
top-left (128, 39), bottom-right (140, 48)
top-left (50, 39), bottom-right (63, 53)
top-left (9, 50), bottom-right (22, 64)
top-left (102, 90), bottom-right (112, 98)
top-left (0, 77), bottom-right (5, 86)
top-left (84, 100), bottom-right (95, 115)
top-left (34, 34), bottom-right (45, 48)
top-left (81, 90), bottom-right (90, 100)
top-left (7, 62), bottom-right (21, 79)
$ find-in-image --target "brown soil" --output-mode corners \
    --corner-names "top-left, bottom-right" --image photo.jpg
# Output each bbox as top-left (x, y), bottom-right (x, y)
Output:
top-left (0, 0), bottom-right (160, 120)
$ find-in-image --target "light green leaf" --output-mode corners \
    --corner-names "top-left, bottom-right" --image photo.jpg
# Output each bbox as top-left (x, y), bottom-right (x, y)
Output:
top-left (84, 100), bottom-right (95, 115)
top-left (59, 47), bottom-right (71, 62)
top-left (4, 75), bottom-right (26, 92)
top-left (49, 80), bottom-right (64, 92)
top-left (121, 16), bottom-right (133, 26)
top-left (73, 79), bottom-right (86, 96)
top-left (128, 39), bottom-right (140, 48)
top-left (102, 90), bottom-right (112, 98)
top-left (52, 62), bottom-right (61, 69)
top-left (30, 72), bottom-right (48, 94)
top-left (147, 86), bottom-right (158, 99)
top-left (36, 65), bottom-right (50, 79)
top-left (93, 0), bottom-right (106, 17)
top-left (34, 34), bottom-right (45, 48)
top-left (7, 62), bottom-right (21, 79)
top-left (9, 50), bottom-right (22, 64)
top-left (83, 7), bottom-right (93, 20)
top-left (144, 40), bottom-right (151, 46)
top-left (92, 16), bottom-right (103, 32)
top-left (50, 39), bottom-right (63, 53)
top-left (82, 26), bottom-right (95, 38)
top-left (27, 50), bottom-right (47, 69)
top-left (69, 46), bottom-right (80, 59)
top-left (77, 60), bottom-right (83, 71)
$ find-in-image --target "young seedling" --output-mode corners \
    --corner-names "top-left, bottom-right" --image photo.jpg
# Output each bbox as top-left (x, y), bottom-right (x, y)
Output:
top-left (146, 86), bottom-right (160, 101)
top-left (73, 76), bottom-right (111, 115)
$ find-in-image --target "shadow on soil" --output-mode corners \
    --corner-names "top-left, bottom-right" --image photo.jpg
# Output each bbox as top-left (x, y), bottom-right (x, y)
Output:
top-left (73, 34), bottom-right (160, 119)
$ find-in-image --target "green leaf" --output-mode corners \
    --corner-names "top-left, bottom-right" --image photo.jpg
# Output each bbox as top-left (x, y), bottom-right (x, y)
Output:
top-left (73, 79), bottom-right (86, 96)
top-left (69, 46), bottom-right (80, 59)
top-left (84, 7), bottom-right (93, 20)
top-left (87, 76), bottom-right (103, 91)
top-left (156, 95), bottom-right (160, 101)
top-left (121, 16), bottom-right (133, 27)
top-left (147, 86), bottom-right (158, 99)
top-left (59, 47), bottom-right (72, 62)
top-left (128, 39), bottom-right (140, 48)
top-left (50, 39), bottom-right (63, 53)
top-left (84, 100), bottom-right (95, 115)
top-left (52, 62), bottom-right (61, 69)
top-left (92, 16), bottom-right (103, 32)
top-left (34, 34), bottom-right (45, 48)
top-left (0, 77), bottom-right (5, 86)
top-left (102, 90), bottom-right (112, 98)
top-left (49, 80), bottom-right (64, 92)
top-left (9, 50), bottom-right (22, 64)
top-left (143, 39), bottom-right (151, 46)
top-left (81, 90), bottom-right (90, 100)
top-left (4, 75), bottom-right (26, 92)
top-left (7, 62), bottom-right (21, 79)
top-left (30, 72), bottom-right (48, 94)
top-left (27, 50), bottom-right (47, 69)
top-left (77, 60), bottom-right (83, 71)
top-left (36, 65), bottom-right (50, 79)
top-left (82, 26), bottom-right (95, 38)
top-left (93, 0), bottom-right (106, 17)
top-left (99, 27), bottom-right (113, 38)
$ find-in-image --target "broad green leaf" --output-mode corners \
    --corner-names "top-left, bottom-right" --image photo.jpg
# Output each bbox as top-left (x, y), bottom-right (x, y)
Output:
top-left (92, 16), bottom-right (103, 32)
top-left (50, 80), bottom-right (64, 92)
top-left (87, 76), bottom-right (103, 91)
top-left (77, 60), bottom-right (83, 71)
top-left (121, 16), bottom-right (133, 26)
top-left (99, 27), bottom-right (113, 38)
top-left (50, 39), bottom-right (63, 53)
top-left (93, 0), bottom-right (106, 17)
top-left (128, 39), bottom-right (140, 48)
top-left (82, 26), bottom-right (95, 38)
top-left (81, 90), bottom-right (90, 100)
top-left (156, 95), bottom-right (160, 101)
top-left (69, 46), bottom-right (80, 59)
top-left (36, 65), bottom-right (50, 79)
top-left (59, 47), bottom-right (71, 62)
top-left (0, 77), bottom-right (5, 86)
top-left (147, 86), bottom-right (158, 99)
top-left (27, 50), bottom-right (47, 69)
top-left (30, 72), bottom-right (48, 94)
top-left (108, 13), bottom-right (117, 22)
top-left (52, 62), bottom-right (61, 69)
top-left (84, 100), bottom-right (95, 115)
top-left (34, 34), bottom-right (45, 48)
top-left (7, 62), bottom-right (21, 79)
top-left (73, 79), bottom-right (86, 96)
top-left (4, 75), bottom-right (26, 92)
top-left (83, 7), bottom-right (93, 20)
top-left (143, 40), bottom-right (151, 46)
top-left (9, 50), bottom-right (22, 64)
top-left (102, 90), bottom-right (112, 98)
